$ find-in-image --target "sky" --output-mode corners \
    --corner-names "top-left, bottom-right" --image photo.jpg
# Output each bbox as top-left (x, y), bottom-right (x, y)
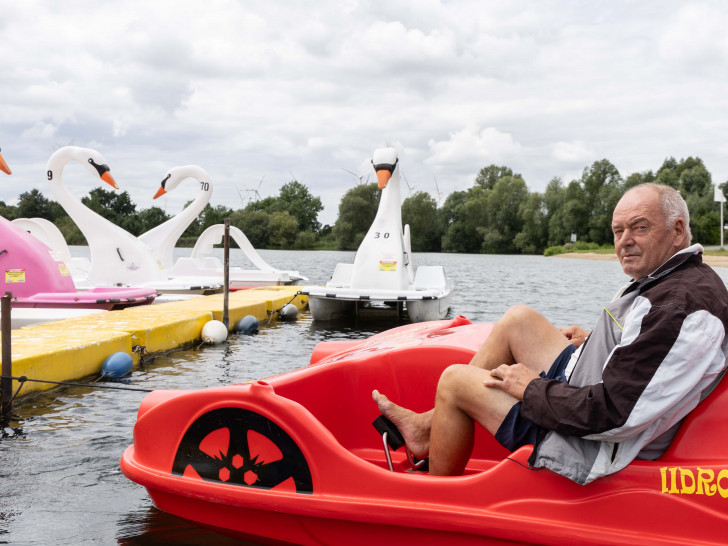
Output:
top-left (2, 1), bottom-right (728, 226)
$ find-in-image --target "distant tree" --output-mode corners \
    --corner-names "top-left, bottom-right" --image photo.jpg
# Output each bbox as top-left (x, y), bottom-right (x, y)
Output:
top-left (475, 165), bottom-right (520, 190)
top-left (515, 192), bottom-right (548, 254)
top-left (230, 209), bottom-right (270, 248)
top-left (480, 175), bottom-right (529, 253)
top-left (441, 189), bottom-right (483, 253)
top-left (439, 189), bottom-right (468, 228)
top-left (17, 189), bottom-right (53, 220)
top-left (200, 204), bottom-right (234, 232)
top-left (655, 157), bottom-right (680, 189)
top-left (268, 211), bottom-right (299, 248)
top-left (679, 160), bottom-right (712, 197)
top-left (136, 206), bottom-right (171, 234)
top-left (580, 159), bottom-right (623, 245)
top-left (402, 191), bottom-right (442, 252)
top-left (652, 156), bottom-right (715, 242)
top-left (245, 195), bottom-right (277, 215)
top-left (548, 180), bottom-right (588, 246)
top-left (275, 180), bottom-right (323, 233)
top-left (0, 200), bottom-right (17, 220)
top-left (293, 230), bottom-right (318, 249)
top-left (333, 183), bottom-right (380, 250)
top-left (686, 192), bottom-right (719, 245)
top-left (49, 201), bottom-right (67, 224)
top-left (82, 188), bottom-right (140, 234)
top-left (623, 171), bottom-right (655, 190)
top-left (543, 177), bottom-right (566, 246)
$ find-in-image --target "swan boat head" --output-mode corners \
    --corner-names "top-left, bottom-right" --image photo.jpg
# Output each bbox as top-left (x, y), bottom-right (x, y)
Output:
top-left (47, 146), bottom-right (119, 190)
top-left (372, 147), bottom-right (399, 190)
top-left (152, 165), bottom-right (211, 200)
top-left (138, 165), bottom-right (213, 270)
top-left (0, 148), bottom-right (11, 175)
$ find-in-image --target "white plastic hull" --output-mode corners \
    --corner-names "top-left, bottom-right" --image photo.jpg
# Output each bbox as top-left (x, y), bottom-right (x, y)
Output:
top-left (307, 296), bottom-right (357, 321)
top-left (305, 289), bottom-right (451, 323)
top-left (406, 291), bottom-right (452, 322)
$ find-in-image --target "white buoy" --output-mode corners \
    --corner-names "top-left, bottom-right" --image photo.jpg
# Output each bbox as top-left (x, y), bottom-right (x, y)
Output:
top-left (278, 303), bottom-right (298, 320)
top-left (201, 320), bottom-right (228, 344)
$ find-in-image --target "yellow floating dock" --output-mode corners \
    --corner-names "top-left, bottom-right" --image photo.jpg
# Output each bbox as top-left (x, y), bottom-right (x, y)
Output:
top-left (0, 286), bottom-right (308, 397)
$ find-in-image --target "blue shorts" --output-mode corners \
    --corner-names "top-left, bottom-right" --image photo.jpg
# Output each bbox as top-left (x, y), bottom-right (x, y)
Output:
top-left (493, 344), bottom-right (577, 452)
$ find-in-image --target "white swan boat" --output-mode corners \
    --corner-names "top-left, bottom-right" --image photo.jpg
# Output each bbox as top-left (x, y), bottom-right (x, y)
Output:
top-left (36, 147), bottom-right (222, 295)
top-left (143, 165), bottom-right (307, 287)
top-left (301, 147), bottom-right (452, 322)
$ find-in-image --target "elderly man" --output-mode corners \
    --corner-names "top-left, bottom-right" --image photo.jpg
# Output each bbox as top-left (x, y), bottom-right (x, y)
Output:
top-left (374, 183), bottom-right (728, 484)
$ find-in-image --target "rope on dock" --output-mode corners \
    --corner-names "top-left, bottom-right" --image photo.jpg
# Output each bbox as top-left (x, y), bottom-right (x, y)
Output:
top-left (266, 294), bottom-right (300, 324)
top-left (0, 375), bottom-right (153, 405)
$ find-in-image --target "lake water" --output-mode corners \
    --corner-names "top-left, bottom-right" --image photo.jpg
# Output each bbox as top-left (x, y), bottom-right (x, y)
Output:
top-left (2, 249), bottom-right (727, 544)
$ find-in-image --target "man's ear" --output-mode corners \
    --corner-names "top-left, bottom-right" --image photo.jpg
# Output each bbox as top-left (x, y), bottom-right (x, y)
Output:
top-left (673, 218), bottom-right (687, 245)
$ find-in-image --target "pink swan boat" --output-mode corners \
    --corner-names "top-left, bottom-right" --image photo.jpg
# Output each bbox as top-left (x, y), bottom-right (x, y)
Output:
top-left (1, 215), bottom-right (156, 310)
top-left (0, 149), bottom-right (155, 312)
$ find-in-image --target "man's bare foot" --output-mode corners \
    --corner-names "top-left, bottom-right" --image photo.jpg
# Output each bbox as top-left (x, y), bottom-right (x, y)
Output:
top-left (372, 390), bottom-right (433, 459)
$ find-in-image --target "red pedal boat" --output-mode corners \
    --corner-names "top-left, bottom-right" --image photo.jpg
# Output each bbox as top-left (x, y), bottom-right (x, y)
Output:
top-left (121, 315), bottom-right (728, 545)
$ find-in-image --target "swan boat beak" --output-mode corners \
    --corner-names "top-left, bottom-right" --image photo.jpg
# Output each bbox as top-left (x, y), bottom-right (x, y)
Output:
top-left (101, 171), bottom-right (119, 189)
top-left (376, 169), bottom-right (391, 190)
top-left (0, 150), bottom-right (11, 175)
top-left (153, 186), bottom-right (167, 199)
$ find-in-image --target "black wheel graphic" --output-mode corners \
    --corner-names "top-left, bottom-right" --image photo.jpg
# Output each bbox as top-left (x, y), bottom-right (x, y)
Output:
top-left (172, 407), bottom-right (313, 494)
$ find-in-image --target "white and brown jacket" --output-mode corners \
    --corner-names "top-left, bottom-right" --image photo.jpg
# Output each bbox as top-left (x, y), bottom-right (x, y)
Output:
top-left (524, 244), bottom-right (728, 484)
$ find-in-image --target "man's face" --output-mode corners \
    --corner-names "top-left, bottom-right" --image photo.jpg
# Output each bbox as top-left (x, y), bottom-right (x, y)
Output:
top-left (612, 187), bottom-right (685, 280)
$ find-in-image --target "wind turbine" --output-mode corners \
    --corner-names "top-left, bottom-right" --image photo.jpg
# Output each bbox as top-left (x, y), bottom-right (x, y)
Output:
top-left (402, 172), bottom-right (417, 197)
top-left (243, 176), bottom-right (265, 204)
top-left (341, 167), bottom-right (368, 185)
top-left (433, 176), bottom-right (443, 205)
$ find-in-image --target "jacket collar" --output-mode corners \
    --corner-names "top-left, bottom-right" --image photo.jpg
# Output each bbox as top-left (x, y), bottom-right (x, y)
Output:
top-left (621, 244), bottom-right (703, 296)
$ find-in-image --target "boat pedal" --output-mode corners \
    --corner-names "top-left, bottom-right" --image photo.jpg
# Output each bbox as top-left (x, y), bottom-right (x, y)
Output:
top-left (372, 415), bottom-right (405, 450)
top-left (372, 415), bottom-right (428, 472)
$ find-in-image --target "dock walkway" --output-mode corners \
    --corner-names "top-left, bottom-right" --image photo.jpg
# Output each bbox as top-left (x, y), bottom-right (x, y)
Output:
top-left (1, 286), bottom-right (307, 397)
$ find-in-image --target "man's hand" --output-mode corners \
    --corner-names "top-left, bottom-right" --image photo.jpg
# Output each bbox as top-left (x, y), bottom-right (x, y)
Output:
top-left (560, 324), bottom-right (590, 347)
top-left (483, 363), bottom-right (539, 401)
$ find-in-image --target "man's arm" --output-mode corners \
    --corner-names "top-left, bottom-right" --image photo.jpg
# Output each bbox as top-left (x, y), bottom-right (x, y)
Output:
top-left (521, 301), bottom-right (726, 440)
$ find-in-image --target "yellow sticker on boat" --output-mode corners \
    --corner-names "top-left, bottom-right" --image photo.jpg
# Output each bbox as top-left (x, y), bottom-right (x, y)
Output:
top-left (5, 269), bottom-right (26, 283)
top-left (58, 264), bottom-right (70, 277)
top-left (379, 260), bottom-right (397, 272)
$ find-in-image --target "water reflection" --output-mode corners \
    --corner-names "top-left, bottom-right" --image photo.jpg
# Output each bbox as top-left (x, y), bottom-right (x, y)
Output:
top-left (117, 505), bottom-right (248, 545)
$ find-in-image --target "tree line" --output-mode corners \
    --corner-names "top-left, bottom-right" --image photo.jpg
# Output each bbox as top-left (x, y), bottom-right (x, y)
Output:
top-left (0, 156), bottom-right (723, 254)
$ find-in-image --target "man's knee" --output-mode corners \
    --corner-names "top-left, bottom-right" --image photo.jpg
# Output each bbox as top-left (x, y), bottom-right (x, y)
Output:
top-left (436, 364), bottom-right (492, 405)
top-left (500, 304), bottom-right (542, 326)
top-left (436, 364), bottom-right (471, 400)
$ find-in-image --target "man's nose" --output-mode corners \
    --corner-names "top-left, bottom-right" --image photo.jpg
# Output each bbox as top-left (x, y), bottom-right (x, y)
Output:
top-left (619, 229), bottom-right (635, 246)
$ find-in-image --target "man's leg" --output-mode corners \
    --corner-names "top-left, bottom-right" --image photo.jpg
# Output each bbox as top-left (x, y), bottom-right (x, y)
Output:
top-left (427, 306), bottom-right (571, 474)
top-left (468, 304), bottom-right (571, 373)
top-left (373, 305), bottom-right (571, 469)
top-left (428, 365), bottom-right (516, 475)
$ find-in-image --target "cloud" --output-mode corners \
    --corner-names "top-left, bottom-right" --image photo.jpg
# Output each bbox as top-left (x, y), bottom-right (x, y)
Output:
top-left (21, 122), bottom-right (58, 141)
top-left (552, 140), bottom-right (595, 163)
top-left (658, 4), bottom-right (728, 69)
top-left (426, 126), bottom-right (523, 168)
